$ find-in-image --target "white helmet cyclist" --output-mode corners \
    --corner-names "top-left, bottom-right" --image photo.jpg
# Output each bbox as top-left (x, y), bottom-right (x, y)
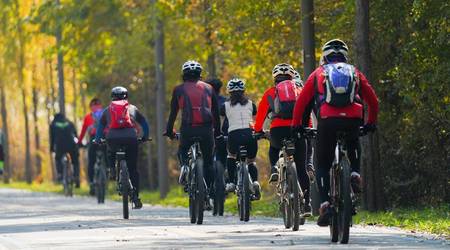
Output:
top-left (182, 60), bottom-right (203, 73)
top-left (293, 70), bottom-right (303, 87)
top-left (272, 63), bottom-right (296, 79)
top-left (227, 78), bottom-right (245, 92)
top-left (322, 39), bottom-right (349, 63)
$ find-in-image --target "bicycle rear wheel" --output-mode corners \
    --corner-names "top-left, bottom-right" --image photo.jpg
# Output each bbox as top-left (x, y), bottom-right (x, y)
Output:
top-left (330, 167), bottom-right (339, 243)
top-left (240, 165), bottom-right (251, 222)
top-left (338, 158), bottom-right (352, 244)
top-left (213, 161), bottom-right (225, 216)
top-left (195, 159), bottom-right (205, 225)
top-left (120, 160), bottom-right (130, 219)
top-left (288, 163), bottom-right (301, 231)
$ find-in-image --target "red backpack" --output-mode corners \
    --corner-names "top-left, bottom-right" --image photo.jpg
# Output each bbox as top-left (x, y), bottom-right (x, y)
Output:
top-left (268, 80), bottom-right (301, 119)
top-left (108, 100), bottom-right (134, 129)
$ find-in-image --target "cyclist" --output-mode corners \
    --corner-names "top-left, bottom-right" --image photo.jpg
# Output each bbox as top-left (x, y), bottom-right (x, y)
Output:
top-left (254, 63), bottom-right (312, 216)
top-left (292, 39), bottom-right (379, 226)
top-left (220, 78), bottom-right (260, 200)
top-left (164, 60), bottom-right (221, 207)
top-left (205, 78), bottom-right (228, 170)
top-left (78, 98), bottom-right (104, 195)
top-left (50, 113), bottom-right (80, 187)
top-left (95, 86), bottom-right (150, 209)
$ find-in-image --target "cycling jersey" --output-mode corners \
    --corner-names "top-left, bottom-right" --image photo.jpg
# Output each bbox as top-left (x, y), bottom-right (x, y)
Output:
top-left (222, 100), bottom-right (256, 133)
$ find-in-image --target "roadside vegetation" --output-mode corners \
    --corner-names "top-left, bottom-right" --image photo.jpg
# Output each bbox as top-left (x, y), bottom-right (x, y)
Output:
top-left (2, 181), bottom-right (448, 238)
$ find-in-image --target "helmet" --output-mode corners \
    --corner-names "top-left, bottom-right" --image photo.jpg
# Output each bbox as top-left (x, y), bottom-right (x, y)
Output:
top-left (293, 70), bottom-right (303, 87)
top-left (111, 86), bottom-right (128, 101)
top-left (272, 63), bottom-right (296, 79)
top-left (182, 60), bottom-right (203, 73)
top-left (322, 39), bottom-right (349, 63)
top-left (205, 78), bottom-right (223, 93)
top-left (89, 97), bottom-right (101, 107)
top-left (227, 78), bottom-right (245, 92)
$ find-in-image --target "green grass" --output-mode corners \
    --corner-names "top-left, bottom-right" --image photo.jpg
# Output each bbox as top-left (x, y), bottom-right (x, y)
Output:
top-left (1, 181), bottom-right (448, 237)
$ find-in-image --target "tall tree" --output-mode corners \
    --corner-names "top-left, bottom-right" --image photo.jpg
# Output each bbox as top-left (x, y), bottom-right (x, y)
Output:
top-left (301, 0), bottom-right (316, 79)
top-left (0, 83), bottom-right (10, 183)
top-left (152, 0), bottom-right (169, 198)
top-left (55, 0), bottom-right (65, 114)
top-left (32, 68), bottom-right (42, 177)
top-left (355, 0), bottom-right (385, 211)
top-left (44, 58), bottom-right (56, 181)
top-left (204, 0), bottom-right (216, 78)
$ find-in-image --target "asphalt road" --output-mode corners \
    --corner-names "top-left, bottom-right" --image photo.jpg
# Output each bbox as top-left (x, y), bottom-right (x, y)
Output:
top-left (0, 188), bottom-right (447, 250)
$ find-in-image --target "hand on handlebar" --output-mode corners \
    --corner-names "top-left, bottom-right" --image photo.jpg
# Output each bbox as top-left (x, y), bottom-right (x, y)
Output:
top-left (360, 124), bottom-right (377, 136)
top-left (163, 131), bottom-right (176, 140)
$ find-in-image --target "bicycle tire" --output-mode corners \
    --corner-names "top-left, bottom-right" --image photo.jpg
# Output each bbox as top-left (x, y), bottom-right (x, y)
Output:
top-left (281, 200), bottom-right (292, 229)
top-left (195, 158), bottom-right (205, 225)
top-left (213, 161), bottom-right (225, 216)
top-left (120, 160), bottom-right (129, 219)
top-left (242, 165), bottom-right (250, 222)
top-left (288, 163), bottom-right (301, 231)
top-left (330, 166), bottom-right (339, 243)
top-left (339, 158), bottom-right (352, 244)
top-left (96, 166), bottom-right (107, 204)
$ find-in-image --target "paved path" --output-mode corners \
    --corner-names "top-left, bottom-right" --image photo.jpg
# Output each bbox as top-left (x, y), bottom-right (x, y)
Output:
top-left (0, 188), bottom-right (447, 249)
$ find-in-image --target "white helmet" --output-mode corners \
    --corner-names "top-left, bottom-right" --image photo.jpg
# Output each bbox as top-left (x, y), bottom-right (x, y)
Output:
top-left (322, 39), bottom-right (349, 63)
top-left (227, 78), bottom-right (245, 92)
top-left (182, 60), bottom-right (203, 73)
top-left (272, 63), bottom-right (296, 79)
top-left (293, 70), bottom-right (303, 87)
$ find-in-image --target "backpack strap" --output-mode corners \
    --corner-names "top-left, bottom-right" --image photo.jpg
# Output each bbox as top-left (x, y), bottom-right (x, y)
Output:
top-left (313, 74), bottom-right (323, 118)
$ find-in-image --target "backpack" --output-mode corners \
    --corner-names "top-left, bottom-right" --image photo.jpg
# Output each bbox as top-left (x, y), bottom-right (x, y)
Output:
top-left (108, 100), bottom-right (134, 129)
top-left (322, 63), bottom-right (358, 107)
top-left (180, 82), bottom-right (213, 126)
top-left (268, 80), bottom-right (300, 119)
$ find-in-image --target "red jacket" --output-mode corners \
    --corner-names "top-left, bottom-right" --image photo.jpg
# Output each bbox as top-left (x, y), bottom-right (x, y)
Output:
top-left (78, 113), bottom-right (96, 142)
top-left (255, 85), bottom-right (310, 132)
top-left (292, 65), bottom-right (379, 127)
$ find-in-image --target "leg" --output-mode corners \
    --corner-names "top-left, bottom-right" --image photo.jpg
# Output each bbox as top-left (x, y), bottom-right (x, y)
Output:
top-left (54, 150), bottom-right (63, 181)
top-left (200, 129), bottom-right (215, 189)
top-left (316, 121), bottom-right (337, 204)
top-left (247, 133), bottom-right (259, 182)
top-left (125, 141), bottom-right (139, 194)
top-left (87, 143), bottom-right (97, 184)
top-left (294, 137), bottom-right (310, 206)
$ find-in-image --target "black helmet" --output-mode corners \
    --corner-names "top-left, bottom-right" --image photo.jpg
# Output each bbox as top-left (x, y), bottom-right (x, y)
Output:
top-left (111, 86), bottom-right (128, 101)
top-left (205, 78), bottom-right (223, 93)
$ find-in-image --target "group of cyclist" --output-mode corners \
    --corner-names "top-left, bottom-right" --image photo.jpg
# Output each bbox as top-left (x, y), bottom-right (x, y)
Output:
top-left (49, 38), bottom-right (378, 227)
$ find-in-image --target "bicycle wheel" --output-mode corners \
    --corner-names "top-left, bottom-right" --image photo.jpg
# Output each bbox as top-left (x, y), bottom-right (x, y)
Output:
top-left (281, 199), bottom-right (292, 229)
top-left (96, 166), bottom-right (107, 204)
top-left (338, 158), bottom-right (352, 244)
top-left (120, 160), bottom-right (130, 219)
top-left (213, 161), bottom-right (225, 216)
top-left (195, 158), bottom-right (205, 225)
top-left (330, 167), bottom-right (339, 243)
top-left (288, 163), bottom-right (301, 231)
top-left (242, 165), bottom-right (251, 222)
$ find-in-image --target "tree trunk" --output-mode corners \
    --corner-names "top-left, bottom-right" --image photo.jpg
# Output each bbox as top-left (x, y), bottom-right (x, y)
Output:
top-left (152, 0), bottom-right (169, 198)
top-left (144, 76), bottom-right (157, 190)
top-left (0, 85), bottom-right (10, 184)
top-left (46, 59), bottom-right (57, 182)
top-left (32, 86), bottom-right (42, 178)
top-left (301, 0), bottom-right (316, 79)
top-left (56, 0), bottom-right (65, 115)
top-left (301, 0), bottom-right (319, 215)
top-left (72, 69), bottom-right (77, 125)
top-left (204, 0), bottom-right (216, 78)
top-left (355, 0), bottom-right (385, 211)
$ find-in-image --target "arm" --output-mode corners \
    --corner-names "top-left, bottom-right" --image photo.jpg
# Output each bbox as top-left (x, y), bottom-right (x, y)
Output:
top-left (358, 72), bottom-right (379, 124)
top-left (292, 72), bottom-right (316, 127)
top-left (165, 89), bottom-right (179, 133)
top-left (135, 109), bottom-right (149, 139)
top-left (254, 90), bottom-right (271, 132)
top-left (78, 114), bottom-right (89, 142)
top-left (211, 92), bottom-right (221, 134)
top-left (220, 103), bottom-right (226, 117)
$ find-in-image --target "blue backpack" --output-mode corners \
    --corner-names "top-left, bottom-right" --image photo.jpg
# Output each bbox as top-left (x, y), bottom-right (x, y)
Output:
top-left (323, 63), bottom-right (358, 107)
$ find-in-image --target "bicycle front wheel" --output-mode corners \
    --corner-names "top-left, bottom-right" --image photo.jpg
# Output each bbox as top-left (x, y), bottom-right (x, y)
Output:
top-left (120, 160), bottom-right (130, 219)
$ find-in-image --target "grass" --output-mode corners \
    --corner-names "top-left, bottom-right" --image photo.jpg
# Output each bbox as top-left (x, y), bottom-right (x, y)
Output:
top-left (1, 181), bottom-right (449, 237)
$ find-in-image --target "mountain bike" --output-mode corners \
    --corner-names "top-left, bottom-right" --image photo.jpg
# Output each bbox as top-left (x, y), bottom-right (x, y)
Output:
top-left (235, 145), bottom-right (258, 222)
top-left (61, 153), bottom-right (74, 197)
top-left (175, 133), bottom-right (207, 225)
top-left (100, 138), bottom-right (148, 219)
top-left (212, 153), bottom-right (225, 217)
top-left (328, 127), bottom-right (367, 244)
top-left (93, 145), bottom-right (107, 204)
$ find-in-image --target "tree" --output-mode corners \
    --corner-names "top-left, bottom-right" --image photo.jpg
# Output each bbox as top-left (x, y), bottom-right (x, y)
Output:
top-left (55, 0), bottom-right (65, 114)
top-left (0, 84), bottom-right (10, 183)
top-left (355, 0), bottom-right (385, 211)
top-left (301, 0), bottom-right (316, 79)
top-left (152, 0), bottom-right (169, 198)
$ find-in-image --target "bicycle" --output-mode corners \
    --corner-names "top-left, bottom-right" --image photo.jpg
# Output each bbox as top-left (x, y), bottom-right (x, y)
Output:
top-left (328, 127), bottom-right (368, 244)
top-left (257, 129), bottom-right (315, 231)
top-left (212, 153), bottom-right (225, 217)
top-left (61, 153), bottom-right (74, 197)
top-left (235, 144), bottom-right (258, 222)
top-left (99, 138), bottom-right (148, 219)
top-left (93, 145), bottom-right (107, 204)
top-left (175, 133), bottom-right (207, 225)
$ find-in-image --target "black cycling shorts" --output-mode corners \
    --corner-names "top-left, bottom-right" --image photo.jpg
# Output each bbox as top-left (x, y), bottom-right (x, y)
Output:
top-left (227, 128), bottom-right (257, 159)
